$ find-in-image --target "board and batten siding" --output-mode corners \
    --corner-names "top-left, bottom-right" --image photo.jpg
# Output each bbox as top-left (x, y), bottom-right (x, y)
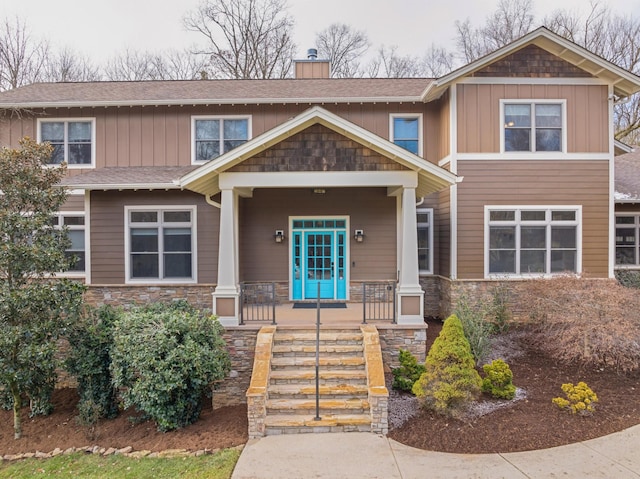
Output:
top-left (457, 84), bottom-right (608, 154)
top-left (89, 190), bottom-right (219, 284)
top-left (239, 187), bottom-right (397, 283)
top-left (456, 160), bottom-right (610, 279)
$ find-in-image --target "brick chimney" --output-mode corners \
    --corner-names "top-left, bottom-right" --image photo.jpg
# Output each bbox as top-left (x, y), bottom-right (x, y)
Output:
top-left (294, 48), bottom-right (331, 79)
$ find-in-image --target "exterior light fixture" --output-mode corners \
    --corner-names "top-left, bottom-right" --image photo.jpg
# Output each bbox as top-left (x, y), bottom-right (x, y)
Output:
top-left (313, 188), bottom-right (326, 194)
top-left (354, 229), bottom-right (364, 242)
top-left (274, 230), bottom-right (285, 243)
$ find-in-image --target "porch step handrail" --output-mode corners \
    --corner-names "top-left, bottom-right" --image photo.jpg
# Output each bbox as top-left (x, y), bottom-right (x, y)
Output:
top-left (314, 282), bottom-right (321, 421)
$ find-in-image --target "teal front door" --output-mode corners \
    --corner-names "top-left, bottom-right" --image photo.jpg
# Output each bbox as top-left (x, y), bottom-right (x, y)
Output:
top-left (291, 219), bottom-right (347, 300)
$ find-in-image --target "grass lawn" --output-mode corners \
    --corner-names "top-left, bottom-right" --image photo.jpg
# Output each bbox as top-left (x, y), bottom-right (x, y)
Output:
top-left (0, 448), bottom-right (240, 479)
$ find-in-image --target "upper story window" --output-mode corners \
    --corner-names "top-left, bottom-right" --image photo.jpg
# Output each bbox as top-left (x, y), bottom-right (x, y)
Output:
top-left (616, 215), bottom-right (640, 267)
top-left (417, 208), bottom-right (433, 274)
top-left (38, 119), bottom-right (95, 167)
top-left (192, 116), bottom-right (250, 163)
top-left (502, 101), bottom-right (565, 153)
top-left (390, 114), bottom-right (422, 156)
top-left (125, 206), bottom-right (196, 283)
top-left (51, 212), bottom-right (85, 274)
top-left (486, 206), bottom-right (580, 277)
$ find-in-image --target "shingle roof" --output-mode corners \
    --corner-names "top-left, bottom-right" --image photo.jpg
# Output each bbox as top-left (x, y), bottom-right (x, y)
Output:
top-left (60, 166), bottom-right (198, 189)
top-left (616, 151), bottom-right (640, 202)
top-left (0, 78), bottom-right (432, 108)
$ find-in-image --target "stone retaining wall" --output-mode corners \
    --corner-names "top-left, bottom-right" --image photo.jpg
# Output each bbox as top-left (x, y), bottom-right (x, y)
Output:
top-left (377, 325), bottom-right (428, 371)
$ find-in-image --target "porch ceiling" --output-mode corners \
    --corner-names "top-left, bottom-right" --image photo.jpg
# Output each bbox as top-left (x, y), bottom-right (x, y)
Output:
top-left (179, 106), bottom-right (458, 198)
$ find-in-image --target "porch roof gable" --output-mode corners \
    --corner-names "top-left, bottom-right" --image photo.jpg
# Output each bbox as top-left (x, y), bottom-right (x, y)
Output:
top-left (179, 106), bottom-right (458, 198)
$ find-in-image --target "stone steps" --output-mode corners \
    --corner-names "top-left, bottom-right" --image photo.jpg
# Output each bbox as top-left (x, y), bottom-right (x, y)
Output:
top-left (264, 327), bottom-right (371, 434)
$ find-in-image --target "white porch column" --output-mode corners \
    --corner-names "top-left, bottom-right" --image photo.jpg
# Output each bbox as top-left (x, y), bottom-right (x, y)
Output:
top-left (213, 188), bottom-right (240, 326)
top-left (397, 187), bottom-right (425, 324)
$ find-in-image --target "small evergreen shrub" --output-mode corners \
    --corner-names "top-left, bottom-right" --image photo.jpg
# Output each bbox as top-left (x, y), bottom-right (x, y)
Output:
top-left (552, 381), bottom-right (598, 415)
top-left (454, 294), bottom-right (493, 364)
top-left (412, 314), bottom-right (482, 415)
top-left (392, 349), bottom-right (426, 392)
top-left (616, 269), bottom-right (640, 289)
top-left (110, 301), bottom-right (231, 432)
top-left (65, 305), bottom-right (120, 426)
top-left (481, 359), bottom-right (516, 399)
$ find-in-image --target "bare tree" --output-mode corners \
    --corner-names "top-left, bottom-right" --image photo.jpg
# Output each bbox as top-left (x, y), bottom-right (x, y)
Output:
top-left (315, 23), bottom-right (370, 78)
top-left (421, 44), bottom-right (456, 78)
top-left (42, 47), bottom-right (102, 82)
top-left (105, 48), bottom-right (212, 81)
top-left (456, 0), bottom-right (535, 62)
top-left (544, 2), bottom-right (640, 143)
top-left (0, 17), bottom-right (49, 90)
top-left (184, 0), bottom-right (296, 79)
top-left (104, 49), bottom-right (162, 81)
top-left (370, 45), bottom-right (428, 78)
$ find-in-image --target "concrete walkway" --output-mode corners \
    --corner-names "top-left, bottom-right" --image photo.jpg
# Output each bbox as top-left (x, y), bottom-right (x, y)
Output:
top-left (231, 425), bottom-right (640, 479)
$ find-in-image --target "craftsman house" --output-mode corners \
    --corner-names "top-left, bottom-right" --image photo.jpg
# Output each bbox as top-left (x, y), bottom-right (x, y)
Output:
top-left (2, 26), bottom-right (640, 435)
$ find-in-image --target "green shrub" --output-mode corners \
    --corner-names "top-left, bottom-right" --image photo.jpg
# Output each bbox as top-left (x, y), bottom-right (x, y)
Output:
top-left (615, 270), bottom-right (640, 289)
top-left (491, 283), bottom-right (511, 333)
top-left (392, 349), bottom-right (426, 392)
top-left (481, 359), bottom-right (516, 399)
top-left (412, 314), bottom-right (482, 415)
top-left (65, 305), bottom-right (120, 426)
top-left (454, 294), bottom-right (493, 364)
top-left (110, 301), bottom-right (231, 432)
top-left (552, 381), bottom-right (598, 415)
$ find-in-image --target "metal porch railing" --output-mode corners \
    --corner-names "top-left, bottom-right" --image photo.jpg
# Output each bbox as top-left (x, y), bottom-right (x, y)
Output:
top-left (362, 281), bottom-right (396, 324)
top-left (239, 282), bottom-right (276, 325)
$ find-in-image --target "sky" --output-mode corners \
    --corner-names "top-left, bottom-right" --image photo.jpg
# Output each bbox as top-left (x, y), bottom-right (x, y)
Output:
top-left (2, 0), bottom-right (639, 67)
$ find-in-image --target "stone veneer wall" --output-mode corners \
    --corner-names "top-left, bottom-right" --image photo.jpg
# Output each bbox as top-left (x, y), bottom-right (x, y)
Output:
top-left (84, 284), bottom-right (216, 312)
top-left (376, 325), bottom-right (427, 372)
top-left (214, 327), bottom-right (260, 408)
top-left (419, 276), bottom-right (443, 318)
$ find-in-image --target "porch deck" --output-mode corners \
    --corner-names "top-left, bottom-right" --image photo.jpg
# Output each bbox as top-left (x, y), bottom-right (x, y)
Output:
top-left (240, 302), bottom-right (396, 328)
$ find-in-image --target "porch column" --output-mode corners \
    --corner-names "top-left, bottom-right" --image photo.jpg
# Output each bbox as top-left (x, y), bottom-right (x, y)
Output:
top-left (213, 188), bottom-right (240, 327)
top-left (397, 187), bottom-right (425, 324)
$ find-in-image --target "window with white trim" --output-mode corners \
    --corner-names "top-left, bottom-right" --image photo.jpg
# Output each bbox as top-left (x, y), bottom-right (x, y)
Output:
top-left (390, 114), bottom-right (422, 155)
top-left (126, 207), bottom-right (196, 281)
top-left (51, 213), bottom-right (85, 273)
top-left (486, 207), bottom-right (580, 276)
top-left (417, 208), bottom-right (433, 274)
top-left (615, 215), bottom-right (640, 267)
top-left (502, 102), bottom-right (564, 152)
top-left (192, 116), bottom-right (250, 163)
top-left (38, 119), bottom-right (95, 167)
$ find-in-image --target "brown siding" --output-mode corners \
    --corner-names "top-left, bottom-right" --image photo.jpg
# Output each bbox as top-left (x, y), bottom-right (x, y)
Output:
top-left (239, 188), bottom-right (397, 284)
top-left (437, 187), bottom-right (451, 278)
top-left (456, 160), bottom-right (610, 279)
top-left (457, 84), bottom-right (608, 154)
top-left (90, 190), bottom-right (219, 284)
top-left (421, 192), bottom-right (440, 276)
top-left (437, 90), bottom-right (450, 160)
top-left (473, 45), bottom-right (593, 78)
top-left (229, 124), bottom-right (408, 172)
top-left (616, 204), bottom-right (640, 214)
top-left (61, 194), bottom-right (85, 212)
top-left (1, 102), bottom-right (444, 176)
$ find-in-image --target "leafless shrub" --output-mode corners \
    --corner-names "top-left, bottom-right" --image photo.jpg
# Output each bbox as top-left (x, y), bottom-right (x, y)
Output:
top-left (521, 277), bottom-right (640, 372)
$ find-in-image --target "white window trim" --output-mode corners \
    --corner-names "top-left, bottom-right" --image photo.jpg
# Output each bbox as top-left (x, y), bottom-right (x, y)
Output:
top-left (484, 205), bottom-right (582, 279)
top-left (191, 115), bottom-right (252, 164)
top-left (52, 211), bottom-right (87, 278)
top-left (499, 100), bottom-right (567, 155)
top-left (614, 214), bottom-right (640, 269)
top-left (37, 118), bottom-right (96, 168)
top-left (389, 113), bottom-right (423, 157)
top-left (417, 207), bottom-right (434, 275)
top-left (124, 205), bottom-right (198, 284)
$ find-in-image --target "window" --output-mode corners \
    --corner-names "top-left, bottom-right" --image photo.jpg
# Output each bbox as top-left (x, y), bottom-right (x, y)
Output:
top-left (52, 213), bottom-right (85, 274)
top-left (417, 208), bottom-right (433, 274)
top-left (502, 102), bottom-right (564, 152)
top-left (616, 215), bottom-right (640, 267)
top-left (126, 207), bottom-right (196, 282)
top-left (486, 207), bottom-right (580, 276)
top-left (38, 119), bottom-right (95, 167)
top-left (390, 114), bottom-right (422, 155)
top-left (192, 116), bottom-right (250, 163)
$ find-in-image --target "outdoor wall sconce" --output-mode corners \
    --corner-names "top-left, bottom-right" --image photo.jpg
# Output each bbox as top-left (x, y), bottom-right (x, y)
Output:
top-left (313, 188), bottom-right (326, 194)
top-left (354, 229), bottom-right (365, 242)
top-left (274, 230), bottom-right (286, 243)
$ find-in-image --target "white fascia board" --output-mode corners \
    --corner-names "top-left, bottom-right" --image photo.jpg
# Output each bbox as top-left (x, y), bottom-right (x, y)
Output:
top-left (218, 171), bottom-right (419, 190)
top-left (0, 96), bottom-right (423, 110)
